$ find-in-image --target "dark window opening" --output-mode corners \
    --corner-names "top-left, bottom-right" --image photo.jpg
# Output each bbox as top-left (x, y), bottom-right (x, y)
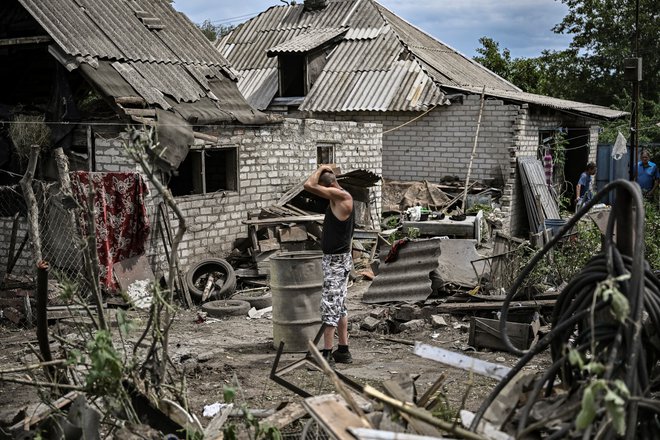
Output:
top-left (279, 54), bottom-right (305, 97)
top-left (317, 143), bottom-right (335, 165)
top-left (169, 148), bottom-right (238, 196)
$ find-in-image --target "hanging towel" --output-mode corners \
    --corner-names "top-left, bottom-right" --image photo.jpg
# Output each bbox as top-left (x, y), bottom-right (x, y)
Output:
top-left (70, 172), bottom-right (150, 289)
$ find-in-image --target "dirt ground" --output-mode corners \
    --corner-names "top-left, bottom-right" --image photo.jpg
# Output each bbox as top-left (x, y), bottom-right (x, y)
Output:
top-left (0, 279), bottom-right (552, 430)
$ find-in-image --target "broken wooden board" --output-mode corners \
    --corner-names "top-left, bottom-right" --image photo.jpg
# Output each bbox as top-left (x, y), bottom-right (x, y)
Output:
top-left (435, 299), bottom-right (556, 313)
top-left (277, 225), bottom-right (308, 242)
top-left (258, 402), bottom-right (307, 430)
top-left (243, 215), bottom-right (324, 226)
top-left (414, 342), bottom-right (511, 381)
top-left (302, 394), bottom-right (369, 440)
top-left (10, 391), bottom-right (81, 432)
top-left (381, 380), bottom-right (443, 437)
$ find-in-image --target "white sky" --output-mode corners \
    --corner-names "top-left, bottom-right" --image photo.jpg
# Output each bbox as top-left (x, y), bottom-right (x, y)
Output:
top-left (172, 0), bottom-right (573, 58)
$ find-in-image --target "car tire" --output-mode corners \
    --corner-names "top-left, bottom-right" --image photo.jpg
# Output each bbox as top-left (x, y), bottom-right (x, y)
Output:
top-left (232, 290), bottom-right (272, 310)
top-left (186, 258), bottom-right (237, 302)
top-left (201, 300), bottom-right (251, 318)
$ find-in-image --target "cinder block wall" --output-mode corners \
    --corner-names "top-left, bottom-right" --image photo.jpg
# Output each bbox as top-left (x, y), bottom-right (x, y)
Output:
top-left (315, 95), bottom-right (519, 186)
top-left (505, 106), bottom-right (600, 235)
top-left (94, 118), bottom-right (382, 272)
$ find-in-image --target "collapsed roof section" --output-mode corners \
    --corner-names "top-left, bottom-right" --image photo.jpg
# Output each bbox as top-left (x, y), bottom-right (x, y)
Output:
top-left (16, 0), bottom-right (279, 169)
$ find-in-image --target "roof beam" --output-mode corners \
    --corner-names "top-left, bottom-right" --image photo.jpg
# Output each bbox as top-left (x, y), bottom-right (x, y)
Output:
top-left (0, 36), bottom-right (52, 46)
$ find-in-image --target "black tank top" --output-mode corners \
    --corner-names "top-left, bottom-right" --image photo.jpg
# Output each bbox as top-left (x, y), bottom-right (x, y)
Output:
top-left (321, 204), bottom-right (354, 254)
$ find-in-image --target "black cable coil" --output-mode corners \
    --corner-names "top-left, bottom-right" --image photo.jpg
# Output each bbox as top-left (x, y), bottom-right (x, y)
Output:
top-left (471, 180), bottom-right (660, 439)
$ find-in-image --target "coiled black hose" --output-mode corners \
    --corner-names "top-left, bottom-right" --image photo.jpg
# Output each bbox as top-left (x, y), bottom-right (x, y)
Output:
top-left (470, 180), bottom-right (660, 438)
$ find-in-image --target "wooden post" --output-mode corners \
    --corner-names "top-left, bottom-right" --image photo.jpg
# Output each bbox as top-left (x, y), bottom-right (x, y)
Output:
top-left (19, 145), bottom-right (42, 265)
top-left (36, 260), bottom-right (55, 381)
top-left (461, 86), bottom-right (486, 212)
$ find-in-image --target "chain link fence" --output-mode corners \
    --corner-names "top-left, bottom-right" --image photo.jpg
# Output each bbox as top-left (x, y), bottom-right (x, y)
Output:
top-left (0, 179), bottom-right (85, 288)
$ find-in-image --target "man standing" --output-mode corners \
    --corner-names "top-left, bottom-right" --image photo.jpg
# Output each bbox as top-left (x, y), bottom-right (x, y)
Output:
top-left (304, 165), bottom-right (354, 366)
top-left (575, 162), bottom-right (597, 210)
top-left (636, 150), bottom-right (659, 197)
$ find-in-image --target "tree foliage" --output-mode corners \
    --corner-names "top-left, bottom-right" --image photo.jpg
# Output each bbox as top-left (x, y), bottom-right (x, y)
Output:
top-left (196, 20), bottom-right (235, 42)
top-left (474, 0), bottom-right (659, 143)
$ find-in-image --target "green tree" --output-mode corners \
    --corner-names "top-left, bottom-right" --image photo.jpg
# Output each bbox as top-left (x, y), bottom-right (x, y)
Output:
top-left (474, 0), bottom-right (659, 143)
top-left (196, 20), bottom-right (235, 42)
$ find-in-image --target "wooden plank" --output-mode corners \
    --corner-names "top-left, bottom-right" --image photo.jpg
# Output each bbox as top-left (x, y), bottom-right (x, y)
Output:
top-left (243, 215), bottom-right (324, 226)
top-left (303, 394), bottom-right (369, 440)
top-left (435, 299), bottom-right (555, 312)
top-left (277, 225), bottom-right (308, 242)
top-left (259, 402), bottom-right (307, 430)
top-left (10, 391), bottom-right (80, 432)
top-left (0, 35), bottom-right (52, 46)
top-left (414, 343), bottom-right (511, 381)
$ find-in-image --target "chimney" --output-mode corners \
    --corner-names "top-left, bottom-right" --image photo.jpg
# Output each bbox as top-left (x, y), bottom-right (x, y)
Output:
top-left (304, 0), bottom-right (328, 12)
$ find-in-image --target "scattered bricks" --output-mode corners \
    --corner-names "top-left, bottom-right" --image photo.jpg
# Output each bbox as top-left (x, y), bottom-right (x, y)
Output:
top-left (360, 316), bottom-right (381, 332)
top-left (394, 304), bottom-right (420, 322)
top-left (369, 308), bottom-right (388, 319)
top-left (399, 319), bottom-right (425, 333)
top-left (430, 315), bottom-right (448, 328)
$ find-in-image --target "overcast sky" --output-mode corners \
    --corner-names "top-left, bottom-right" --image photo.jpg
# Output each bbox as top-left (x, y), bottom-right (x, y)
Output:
top-left (172, 0), bottom-right (574, 59)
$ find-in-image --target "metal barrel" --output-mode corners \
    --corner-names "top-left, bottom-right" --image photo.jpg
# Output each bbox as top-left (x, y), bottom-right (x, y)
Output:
top-left (270, 251), bottom-right (323, 352)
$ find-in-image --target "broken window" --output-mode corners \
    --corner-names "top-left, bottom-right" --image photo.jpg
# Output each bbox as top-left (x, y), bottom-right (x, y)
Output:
top-left (317, 143), bottom-right (335, 165)
top-left (169, 147), bottom-right (238, 196)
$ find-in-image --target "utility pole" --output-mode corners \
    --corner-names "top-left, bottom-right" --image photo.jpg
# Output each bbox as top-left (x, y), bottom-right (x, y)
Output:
top-left (626, 0), bottom-right (641, 180)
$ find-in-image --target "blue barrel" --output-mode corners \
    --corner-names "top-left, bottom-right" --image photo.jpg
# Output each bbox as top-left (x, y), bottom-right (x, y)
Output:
top-left (544, 219), bottom-right (567, 238)
top-left (270, 251), bottom-right (323, 352)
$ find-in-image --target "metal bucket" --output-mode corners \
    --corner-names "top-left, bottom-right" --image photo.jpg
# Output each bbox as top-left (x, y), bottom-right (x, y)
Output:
top-left (544, 218), bottom-right (567, 238)
top-left (270, 251), bottom-right (323, 352)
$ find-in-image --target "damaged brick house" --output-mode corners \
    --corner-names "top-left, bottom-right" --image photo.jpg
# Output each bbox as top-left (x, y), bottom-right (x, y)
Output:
top-left (0, 0), bottom-right (382, 281)
top-left (216, 0), bottom-right (626, 235)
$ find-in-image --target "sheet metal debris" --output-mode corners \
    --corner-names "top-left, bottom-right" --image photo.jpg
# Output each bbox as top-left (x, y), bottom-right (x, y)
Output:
top-left (363, 238), bottom-right (443, 304)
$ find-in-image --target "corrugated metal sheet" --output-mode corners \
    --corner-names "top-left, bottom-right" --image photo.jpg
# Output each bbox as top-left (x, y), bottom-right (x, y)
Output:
top-left (456, 86), bottom-right (627, 120)
top-left (267, 27), bottom-right (346, 55)
top-left (375, 3), bottom-right (520, 92)
top-left (218, 0), bottom-right (619, 118)
top-left (19, 0), bottom-right (230, 66)
top-left (362, 238), bottom-right (443, 304)
top-left (19, 0), bottom-right (271, 124)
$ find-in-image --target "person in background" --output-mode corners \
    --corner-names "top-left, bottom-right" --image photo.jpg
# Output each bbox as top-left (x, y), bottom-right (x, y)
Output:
top-left (303, 165), bottom-right (354, 367)
top-left (575, 162), bottom-right (597, 210)
top-left (636, 150), bottom-right (659, 198)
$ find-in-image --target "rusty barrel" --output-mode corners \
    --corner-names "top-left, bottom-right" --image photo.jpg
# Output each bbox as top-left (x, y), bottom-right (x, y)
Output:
top-left (270, 251), bottom-right (323, 351)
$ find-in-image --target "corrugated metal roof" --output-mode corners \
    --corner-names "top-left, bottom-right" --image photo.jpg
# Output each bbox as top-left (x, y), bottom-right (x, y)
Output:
top-left (19, 0), bottom-right (230, 66)
top-left (218, 0), bottom-right (620, 118)
top-left (363, 238), bottom-right (443, 304)
top-left (375, 3), bottom-right (520, 92)
top-left (18, 0), bottom-right (271, 125)
top-left (267, 27), bottom-right (347, 55)
top-left (454, 86), bottom-right (627, 120)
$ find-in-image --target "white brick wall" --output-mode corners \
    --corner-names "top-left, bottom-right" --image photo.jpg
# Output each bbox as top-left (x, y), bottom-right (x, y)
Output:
top-left (94, 118), bottom-right (382, 273)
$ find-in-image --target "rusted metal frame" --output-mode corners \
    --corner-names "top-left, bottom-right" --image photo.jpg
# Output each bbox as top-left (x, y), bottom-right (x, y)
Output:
top-left (270, 325), bottom-right (363, 398)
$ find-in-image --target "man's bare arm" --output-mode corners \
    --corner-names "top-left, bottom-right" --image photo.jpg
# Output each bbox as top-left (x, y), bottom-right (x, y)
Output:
top-left (303, 166), bottom-right (347, 201)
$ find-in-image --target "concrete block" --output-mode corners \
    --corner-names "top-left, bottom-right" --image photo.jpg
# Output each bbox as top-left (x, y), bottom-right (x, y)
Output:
top-left (399, 319), bottom-right (425, 333)
top-left (431, 315), bottom-right (449, 328)
top-left (360, 316), bottom-right (381, 332)
top-left (394, 304), bottom-right (420, 322)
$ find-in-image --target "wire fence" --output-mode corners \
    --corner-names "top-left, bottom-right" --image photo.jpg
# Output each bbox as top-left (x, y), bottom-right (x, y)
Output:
top-left (0, 179), bottom-right (85, 290)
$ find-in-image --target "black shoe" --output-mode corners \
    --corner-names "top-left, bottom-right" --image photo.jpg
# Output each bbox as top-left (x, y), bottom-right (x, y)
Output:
top-left (332, 350), bottom-right (353, 364)
top-left (323, 353), bottom-right (336, 369)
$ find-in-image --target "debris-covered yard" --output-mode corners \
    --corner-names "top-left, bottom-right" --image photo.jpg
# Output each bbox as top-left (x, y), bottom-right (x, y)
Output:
top-left (1, 278), bottom-right (556, 438)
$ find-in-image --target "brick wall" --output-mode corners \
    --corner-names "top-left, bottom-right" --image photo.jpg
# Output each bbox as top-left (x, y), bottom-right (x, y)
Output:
top-left (94, 118), bottom-right (382, 272)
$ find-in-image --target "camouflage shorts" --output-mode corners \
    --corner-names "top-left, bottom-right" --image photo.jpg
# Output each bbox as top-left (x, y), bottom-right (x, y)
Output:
top-left (320, 253), bottom-right (352, 327)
